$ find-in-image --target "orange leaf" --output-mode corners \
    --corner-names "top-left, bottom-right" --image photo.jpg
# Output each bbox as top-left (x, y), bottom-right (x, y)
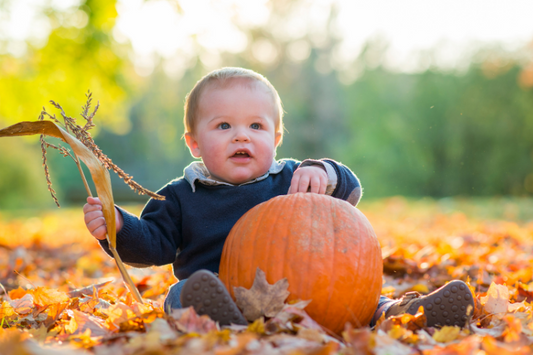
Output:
top-left (8, 287), bottom-right (29, 300)
top-left (67, 309), bottom-right (109, 337)
top-left (31, 287), bottom-right (69, 307)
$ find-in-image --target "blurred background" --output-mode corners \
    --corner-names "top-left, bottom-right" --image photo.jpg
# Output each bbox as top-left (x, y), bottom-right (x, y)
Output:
top-left (1, 0), bottom-right (533, 212)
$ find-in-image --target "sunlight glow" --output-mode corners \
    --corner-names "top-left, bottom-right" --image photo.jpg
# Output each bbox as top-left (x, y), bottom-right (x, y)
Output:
top-left (335, 0), bottom-right (533, 73)
top-left (2, 0), bottom-right (533, 75)
top-left (112, 0), bottom-right (533, 77)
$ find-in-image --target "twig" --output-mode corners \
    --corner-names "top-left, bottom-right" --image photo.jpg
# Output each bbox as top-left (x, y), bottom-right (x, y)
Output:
top-left (74, 155), bottom-right (93, 197)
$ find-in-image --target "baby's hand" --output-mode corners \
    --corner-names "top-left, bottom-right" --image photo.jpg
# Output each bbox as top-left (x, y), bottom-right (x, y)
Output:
top-left (288, 166), bottom-right (328, 194)
top-left (83, 197), bottom-right (123, 240)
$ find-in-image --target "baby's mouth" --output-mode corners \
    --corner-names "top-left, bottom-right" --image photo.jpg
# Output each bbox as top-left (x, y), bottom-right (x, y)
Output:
top-left (232, 151), bottom-right (250, 158)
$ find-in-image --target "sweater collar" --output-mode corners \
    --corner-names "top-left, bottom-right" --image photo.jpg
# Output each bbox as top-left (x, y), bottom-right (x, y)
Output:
top-left (183, 160), bottom-right (286, 192)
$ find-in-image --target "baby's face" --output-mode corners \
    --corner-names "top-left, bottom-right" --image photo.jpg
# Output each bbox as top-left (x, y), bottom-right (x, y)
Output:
top-left (185, 79), bottom-right (281, 185)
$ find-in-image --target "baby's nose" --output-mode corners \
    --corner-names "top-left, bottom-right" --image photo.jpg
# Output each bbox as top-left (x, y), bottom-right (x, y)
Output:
top-left (232, 130), bottom-right (250, 142)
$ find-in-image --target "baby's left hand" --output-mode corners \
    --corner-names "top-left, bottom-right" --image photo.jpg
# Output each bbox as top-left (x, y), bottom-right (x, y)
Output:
top-left (289, 166), bottom-right (328, 194)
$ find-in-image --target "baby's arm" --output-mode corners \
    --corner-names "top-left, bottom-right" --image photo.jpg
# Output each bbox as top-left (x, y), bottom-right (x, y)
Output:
top-left (287, 158), bottom-right (362, 205)
top-left (288, 165), bottom-right (328, 194)
top-left (83, 197), bottom-right (124, 240)
top-left (86, 184), bottom-right (181, 268)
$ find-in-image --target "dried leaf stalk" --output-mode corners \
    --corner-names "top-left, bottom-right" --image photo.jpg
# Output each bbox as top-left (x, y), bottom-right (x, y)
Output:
top-left (0, 93), bottom-right (164, 303)
top-left (42, 95), bottom-right (164, 200)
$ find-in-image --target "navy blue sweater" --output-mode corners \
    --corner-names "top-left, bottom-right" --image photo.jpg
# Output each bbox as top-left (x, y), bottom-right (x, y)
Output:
top-left (99, 159), bottom-right (361, 280)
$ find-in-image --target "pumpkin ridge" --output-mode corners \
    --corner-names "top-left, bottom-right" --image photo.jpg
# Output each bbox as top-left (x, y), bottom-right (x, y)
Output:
top-left (261, 197), bottom-right (278, 284)
top-left (249, 203), bottom-right (261, 289)
top-left (334, 199), bottom-right (352, 331)
top-left (321, 195), bottom-right (334, 326)
top-left (350, 207), bottom-right (363, 327)
top-left (283, 194), bottom-right (297, 295)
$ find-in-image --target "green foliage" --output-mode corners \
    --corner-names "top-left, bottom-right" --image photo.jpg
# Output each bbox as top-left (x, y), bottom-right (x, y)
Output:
top-left (340, 65), bottom-right (533, 197)
top-left (1, 2), bottom-right (533, 210)
top-left (0, 0), bottom-right (131, 132)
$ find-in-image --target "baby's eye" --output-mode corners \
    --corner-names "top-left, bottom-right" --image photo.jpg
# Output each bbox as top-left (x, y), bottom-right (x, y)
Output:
top-left (250, 123), bottom-right (261, 130)
top-left (219, 122), bottom-right (230, 130)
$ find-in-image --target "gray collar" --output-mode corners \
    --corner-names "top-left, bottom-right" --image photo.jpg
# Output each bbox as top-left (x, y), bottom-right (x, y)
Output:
top-left (183, 160), bottom-right (286, 192)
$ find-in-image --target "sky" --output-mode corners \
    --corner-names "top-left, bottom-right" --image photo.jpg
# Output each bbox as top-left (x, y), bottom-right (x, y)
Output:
top-left (2, 0), bottom-right (533, 77)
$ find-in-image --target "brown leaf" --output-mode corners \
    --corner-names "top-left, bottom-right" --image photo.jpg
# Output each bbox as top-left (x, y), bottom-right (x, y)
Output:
top-left (516, 284), bottom-right (533, 303)
top-left (234, 268), bottom-right (290, 321)
top-left (9, 294), bottom-right (33, 315)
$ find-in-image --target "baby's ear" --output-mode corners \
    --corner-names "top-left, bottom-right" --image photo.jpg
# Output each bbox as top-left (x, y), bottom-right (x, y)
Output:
top-left (275, 131), bottom-right (282, 147)
top-left (184, 132), bottom-right (202, 158)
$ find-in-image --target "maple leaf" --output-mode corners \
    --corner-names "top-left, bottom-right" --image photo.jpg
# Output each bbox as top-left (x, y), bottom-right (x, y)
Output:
top-left (234, 268), bottom-right (290, 321)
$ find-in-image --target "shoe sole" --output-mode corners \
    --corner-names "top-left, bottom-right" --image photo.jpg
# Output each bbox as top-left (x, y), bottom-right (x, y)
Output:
top-left (180, 270), bottom-right (247, 326)
top-left (406, 280), bottom-right (474, 327)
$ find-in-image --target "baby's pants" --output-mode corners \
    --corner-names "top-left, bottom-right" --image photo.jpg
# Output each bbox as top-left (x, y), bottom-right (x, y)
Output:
top-left (164, 279), bottom-right (395, 328)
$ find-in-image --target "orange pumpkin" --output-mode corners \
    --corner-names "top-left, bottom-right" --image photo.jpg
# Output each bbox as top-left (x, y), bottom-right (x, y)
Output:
top-left (219, 193), bottom-right (383, 334)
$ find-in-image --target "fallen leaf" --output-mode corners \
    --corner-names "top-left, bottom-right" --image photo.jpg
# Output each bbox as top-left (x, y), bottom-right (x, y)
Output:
top-left (9, 294), bottom-right (33, 314)
top-left (373, 330), bottom-right (414, 355)
top-left (247, 317), bottom-right (266, 334)
top-left (102, 303), bottom-right (137, 331)
top-left (481, 335), bottom-right (531, 355)
top-left (432, 326), bottom-right (460, 343)
top-left (67, 280), bottom-right (112, 298)
top-left (146, 318), bottom-right (177, 342)
top-left (343, 324), bottom-right (373, 354)
top-left (32, 287), bottom-right (70, 307)
top-left (0, 300), bottom-right (16, 318)
top-left (481, 282), bottom-right (509, 317)
top-left (507, 301), bottom-right (527, 313)
top-left (234, 268), bottom-right (290, 321)
top-left (168, 307), bottom-right (219, 334)
top-left (66, 309), bottom-right (108, 337)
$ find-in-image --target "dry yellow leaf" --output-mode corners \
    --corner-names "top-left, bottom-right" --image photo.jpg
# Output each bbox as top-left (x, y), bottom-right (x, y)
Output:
top-left (432, 326), bottom-right (460, 343)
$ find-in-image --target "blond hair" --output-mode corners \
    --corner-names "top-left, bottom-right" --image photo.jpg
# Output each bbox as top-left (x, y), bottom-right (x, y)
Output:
top-left (183, 67), bottom-right (284, 142)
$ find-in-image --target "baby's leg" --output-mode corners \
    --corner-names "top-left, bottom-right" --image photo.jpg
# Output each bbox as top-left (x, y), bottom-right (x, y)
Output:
top-left (178, 270), bottom-right (247, 325)
top-left (370, 296), bottom-right (396, 327)
top-left (164, 278), bottom-right (188, 312)
top-left (373, 280), bottom-right (474, 328)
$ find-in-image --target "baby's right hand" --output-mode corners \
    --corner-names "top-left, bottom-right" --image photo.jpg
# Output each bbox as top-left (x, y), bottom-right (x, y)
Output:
top-left (83, 197), bottom-right (123, 240)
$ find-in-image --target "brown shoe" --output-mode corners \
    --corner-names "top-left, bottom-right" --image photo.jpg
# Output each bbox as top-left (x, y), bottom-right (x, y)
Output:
top-left (385, 280), bottom-right (474, 328)
top-left (181, 270), bottom-right (247, 326)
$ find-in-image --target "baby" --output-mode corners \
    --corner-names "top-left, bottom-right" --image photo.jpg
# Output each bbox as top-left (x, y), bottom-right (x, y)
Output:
top-left (84, 67), bottom-right (474, 328)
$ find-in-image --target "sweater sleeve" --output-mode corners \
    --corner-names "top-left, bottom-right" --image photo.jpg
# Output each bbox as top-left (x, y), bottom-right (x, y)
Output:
top-left (321, 159), bottom-right (362, 206)
top-left (98, 183), bottom-right (182, 268)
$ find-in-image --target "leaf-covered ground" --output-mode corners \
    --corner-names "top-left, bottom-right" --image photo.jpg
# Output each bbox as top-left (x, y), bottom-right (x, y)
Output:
top-left (1, 197), bottom-right (533, 354)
